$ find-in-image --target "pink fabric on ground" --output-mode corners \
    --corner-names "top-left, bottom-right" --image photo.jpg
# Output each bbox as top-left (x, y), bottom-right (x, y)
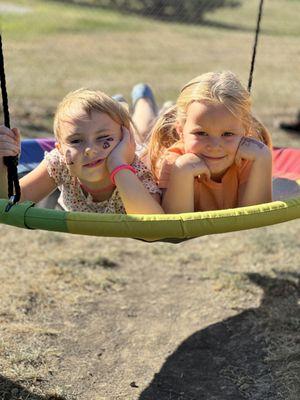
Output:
top-left (273, 147), bottom-right (300, 180)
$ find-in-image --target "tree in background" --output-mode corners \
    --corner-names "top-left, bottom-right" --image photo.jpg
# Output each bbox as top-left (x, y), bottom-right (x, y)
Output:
top-left (63, 0), bottom-right (241, 23)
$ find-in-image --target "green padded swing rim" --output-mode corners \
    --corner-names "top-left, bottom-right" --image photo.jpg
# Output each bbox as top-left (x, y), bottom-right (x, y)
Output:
top-left (1, 196), bottom-right (300, 242)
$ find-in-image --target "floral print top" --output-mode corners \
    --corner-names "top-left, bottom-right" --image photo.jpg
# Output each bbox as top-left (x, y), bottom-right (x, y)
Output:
top-left (44, 148), bottom-right (161, 214)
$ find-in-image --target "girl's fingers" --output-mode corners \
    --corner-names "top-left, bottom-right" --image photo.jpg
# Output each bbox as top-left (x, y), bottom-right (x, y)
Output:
top-left (0, 143), bottom-right (19, 156)
top-left (121, 126), bottom-right (136, 152)
top-left (0, 150), bottom-right (19, 157)
top-left (0, 140), bottom-right (20, 155)
top-left (235, 156), bottom-right (242, 167)
top-left (0, 134), bottom-right (19, 144)
top-left (121, 126), bottom-right (134, 144)
top-left (121, 126), bottom-right (130, 140)
top-left (0, 137), bottom-right (19, 148)
top-left (11, 127), bottom-right (21, 143)
top-left (0, 125), bottom-right (17, 139)
top-left (0, 127), bottom-right (20, 148)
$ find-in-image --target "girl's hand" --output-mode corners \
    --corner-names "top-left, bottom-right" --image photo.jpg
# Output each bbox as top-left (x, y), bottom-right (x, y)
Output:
top-left (0, 126), bottom-right (20, 158)
top-left (174, 153), bottom-right (211, 180)
top-left (107, 127), bottom-right (136, 172)
top-left (235, 136), bottom-right (271, 166)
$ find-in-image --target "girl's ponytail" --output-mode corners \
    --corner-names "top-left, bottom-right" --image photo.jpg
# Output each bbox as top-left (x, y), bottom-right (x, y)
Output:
top-left (250, 116), bottom-right (273, 149)
top-left (148, 104), bottom-right (179, 178)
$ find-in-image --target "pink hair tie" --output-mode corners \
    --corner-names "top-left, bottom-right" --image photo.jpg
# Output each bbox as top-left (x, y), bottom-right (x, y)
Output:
top-left (110, 164), bottom-right (137, 185)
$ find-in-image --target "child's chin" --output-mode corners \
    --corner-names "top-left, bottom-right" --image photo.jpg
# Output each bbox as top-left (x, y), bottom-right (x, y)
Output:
top-left (82, 171), bottom-right (107, 182)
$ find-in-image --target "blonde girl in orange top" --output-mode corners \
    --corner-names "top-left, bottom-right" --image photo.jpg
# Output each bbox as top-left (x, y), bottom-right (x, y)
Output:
top-left (148, 71), bottom-right (273, 213)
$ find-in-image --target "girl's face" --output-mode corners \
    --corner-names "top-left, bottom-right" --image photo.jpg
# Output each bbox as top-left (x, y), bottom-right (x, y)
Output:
top-left (178, 101), bottom-right (245, 181)
top-left (57, 110), bottom-right (122, 185)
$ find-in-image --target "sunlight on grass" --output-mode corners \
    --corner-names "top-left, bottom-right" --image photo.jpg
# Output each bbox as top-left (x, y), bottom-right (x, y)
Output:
top-left (1, 0), bottom-right (148, 38)
top-left (208, 0), bottom-right (300, 37)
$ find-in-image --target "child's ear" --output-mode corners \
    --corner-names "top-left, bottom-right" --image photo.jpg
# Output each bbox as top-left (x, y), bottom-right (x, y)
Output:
top-left (175, 121), bottom-right (183, 139)
top-left (55, 142), bottom-right (62, 154)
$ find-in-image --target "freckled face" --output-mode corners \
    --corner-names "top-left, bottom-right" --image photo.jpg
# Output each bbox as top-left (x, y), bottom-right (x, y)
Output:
top-left (57, 110), bottom-right (122, 184)
top-left (180, 101), bottom-right (244, 181)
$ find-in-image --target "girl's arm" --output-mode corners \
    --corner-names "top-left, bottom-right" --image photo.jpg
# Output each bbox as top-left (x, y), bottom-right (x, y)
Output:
top-left (162, 166), bottom-right (194, 213)
top-left (0, 125), bottom-right (57, 202)
top-left (236, 137), bottom-right (273, 207)
top-left (18, 159), bottom-right (58, 203)
top-left (108, 128), bottom-right (164, 214)
top-left (162, 153), bottom-right (210, 213)
top-left (112, 169), bottom-right (164, 214)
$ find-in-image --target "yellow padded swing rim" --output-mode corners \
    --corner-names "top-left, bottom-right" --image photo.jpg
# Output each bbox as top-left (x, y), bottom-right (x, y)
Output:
top-left (0, 196), bottom-right (300, 242)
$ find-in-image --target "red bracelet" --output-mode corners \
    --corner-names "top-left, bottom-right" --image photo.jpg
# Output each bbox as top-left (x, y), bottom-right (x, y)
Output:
top-left (110, 164), bottom-right (137, 185)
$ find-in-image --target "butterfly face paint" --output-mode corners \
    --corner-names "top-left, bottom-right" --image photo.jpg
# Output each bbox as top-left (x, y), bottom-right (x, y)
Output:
top-left (102, 137), bottom-right (114, 149)
top-left (65, 149), bottom-right (74, 165)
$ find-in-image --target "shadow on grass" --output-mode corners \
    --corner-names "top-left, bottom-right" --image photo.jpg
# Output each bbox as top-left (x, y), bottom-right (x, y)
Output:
top-left (0, 375), bottom-right (65, 400)
top-left (47, 0), bottom-right (254, 33)
top-left (139, 271), bottom-right (299, 400)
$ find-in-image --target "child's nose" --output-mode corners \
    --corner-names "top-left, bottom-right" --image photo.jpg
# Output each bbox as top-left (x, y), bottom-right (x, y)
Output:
top-left (84, 140), bottom-right (99, 155)
top-left (207, 137), bottom-right (221, 148)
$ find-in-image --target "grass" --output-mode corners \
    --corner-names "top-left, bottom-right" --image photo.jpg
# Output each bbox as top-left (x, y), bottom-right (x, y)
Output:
top-left (0, 1), bottom-right (300, 399)
top-left (0, 0), bottom-right (300, 146)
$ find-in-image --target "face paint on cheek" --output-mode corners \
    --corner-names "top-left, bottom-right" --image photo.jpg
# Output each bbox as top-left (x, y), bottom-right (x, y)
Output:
top-left (65, 149), bottom-right (74, 165)
top-left (102, 137), bottom-right (114, 149)
top-left (103, 141), bottom-right (111, 150)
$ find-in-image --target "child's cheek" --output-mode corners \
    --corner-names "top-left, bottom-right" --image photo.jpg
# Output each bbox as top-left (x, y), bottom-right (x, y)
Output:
top-left (184, 139), bottom-right (199, 154)
top-left (64, 148), bottom-right (76, 166)
top-left (63, 148), bottom-right (79, 176)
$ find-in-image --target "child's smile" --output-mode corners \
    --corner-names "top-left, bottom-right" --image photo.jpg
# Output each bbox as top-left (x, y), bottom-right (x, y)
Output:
top-left (180, 101), bottom-right (244, 181)
top-left (83, 157), bottom-right (105, 168)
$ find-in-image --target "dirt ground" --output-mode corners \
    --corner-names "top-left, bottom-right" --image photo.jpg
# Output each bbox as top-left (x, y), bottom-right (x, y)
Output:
top-left (0, 217), bottom-right (299, 400)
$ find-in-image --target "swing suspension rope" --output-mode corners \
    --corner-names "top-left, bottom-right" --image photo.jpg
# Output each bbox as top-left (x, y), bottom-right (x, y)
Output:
top-left (0, 1), bottom-right (264, 207)
top-left (0, 34), bottom-right (21, 207)
top-left (248, 0), bottom-right (264, 92)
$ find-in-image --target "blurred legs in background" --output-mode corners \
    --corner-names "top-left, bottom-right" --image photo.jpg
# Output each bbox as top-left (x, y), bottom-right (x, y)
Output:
top-left (131, 83), bottom-right (158, 145)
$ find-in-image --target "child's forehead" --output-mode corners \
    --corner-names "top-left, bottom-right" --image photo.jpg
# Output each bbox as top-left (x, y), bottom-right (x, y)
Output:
top-left (58, 109), bottom-right (122, 141)
top-left (186, 101), bottom-right (242, 125)
top-left (60, 109), bottom-right (118, 129)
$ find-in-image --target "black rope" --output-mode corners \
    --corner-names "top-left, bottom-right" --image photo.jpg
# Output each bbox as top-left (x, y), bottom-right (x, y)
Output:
top-left (0, 33), bottom-right (21, 208)
top-left (248, 0), bottom-right (264, 92)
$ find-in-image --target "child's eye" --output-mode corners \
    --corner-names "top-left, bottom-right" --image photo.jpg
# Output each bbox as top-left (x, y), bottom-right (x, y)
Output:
top-left (195, 131), bottom-right (208, 136)
top-left (222, 132), bottom-right (235, 137)
top-left (69, 139), bottom-right (82, 144)
top-left (96, 136), bottom-right (111, 141)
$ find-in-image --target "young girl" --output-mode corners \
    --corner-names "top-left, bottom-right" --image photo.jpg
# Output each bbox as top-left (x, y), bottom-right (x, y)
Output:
top-left (0, 89), bottom-right (163, 215)
top-left (148, 71), bottom-right (273, 213)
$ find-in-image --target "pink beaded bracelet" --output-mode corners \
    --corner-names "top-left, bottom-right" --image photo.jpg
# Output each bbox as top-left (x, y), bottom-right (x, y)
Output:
top-left (110, 164), bottom-right (137, 185)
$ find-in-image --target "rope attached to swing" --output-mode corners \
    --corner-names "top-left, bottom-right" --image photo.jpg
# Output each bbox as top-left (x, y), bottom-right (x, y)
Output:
top-left (248, 0), bottom-right (264, 92)
top-left (0, 34), bottom-right (21, 209)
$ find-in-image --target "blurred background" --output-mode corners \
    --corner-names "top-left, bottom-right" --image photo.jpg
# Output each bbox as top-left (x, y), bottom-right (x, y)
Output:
top-left (1, 0), bottom-right (300, 147)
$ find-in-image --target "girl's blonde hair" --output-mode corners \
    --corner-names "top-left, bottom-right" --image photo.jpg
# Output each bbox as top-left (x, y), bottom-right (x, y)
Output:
top-left (149, 71), bottom-right (272, 176)
top-left (53, 88), bottom-right (138, 142)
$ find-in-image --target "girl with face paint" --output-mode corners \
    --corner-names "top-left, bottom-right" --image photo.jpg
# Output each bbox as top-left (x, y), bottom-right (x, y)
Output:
top-left (0, 89), bottom-right (163, 215)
